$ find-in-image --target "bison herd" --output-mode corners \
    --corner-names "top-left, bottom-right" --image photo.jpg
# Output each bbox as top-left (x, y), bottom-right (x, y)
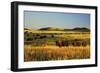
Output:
top-left (56, 39), bottom-right (88, 47)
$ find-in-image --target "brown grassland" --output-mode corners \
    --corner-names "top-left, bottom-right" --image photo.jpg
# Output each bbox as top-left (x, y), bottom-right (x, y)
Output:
top-left (24, 45), bottom-right (90, 62)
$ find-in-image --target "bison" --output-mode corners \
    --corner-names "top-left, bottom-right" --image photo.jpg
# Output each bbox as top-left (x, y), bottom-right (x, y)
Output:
top-left (56, 40), bottom-right (69, 47)
top-left (71, 39), bottom-right (81, 46)
top-left (72, 39), bottom-right (87, 46)
top-left (82, 40), bottom-right (87, 46)
top-left (56, 40), bottom-right (62, 47)
top-left (56, 39), bottom-right (87, 47)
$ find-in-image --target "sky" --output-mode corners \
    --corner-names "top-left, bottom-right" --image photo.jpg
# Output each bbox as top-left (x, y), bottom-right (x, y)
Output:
top-left (24, 11), bottom-right (90, 29)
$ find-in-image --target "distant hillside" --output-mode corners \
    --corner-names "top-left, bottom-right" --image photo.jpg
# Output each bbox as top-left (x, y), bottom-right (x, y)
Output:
top-left (72, 27), bottom-right (90, 32)
top-left (39, 27), bottom-right (64, 31)
top-left (24, 27), bottom-right (90, 32)
top-left (39, 27), bottom-right (90, 32)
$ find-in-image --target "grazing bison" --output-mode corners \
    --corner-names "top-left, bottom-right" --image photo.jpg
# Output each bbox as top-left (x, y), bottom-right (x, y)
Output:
top-left (56, 39), bottom-right (87, 47)
top-left (56, 40), bottom-right (69, 47)
top-left (72, 39), bottom-right (81, 46)
top-left (72, 39), bottom-right (87, 46)
top-left (56, 40), bottom-right (63, 47)
top-left (63, 40), bottom-right (70, 46)
top-left (82, 40), bottom-right (87, 46)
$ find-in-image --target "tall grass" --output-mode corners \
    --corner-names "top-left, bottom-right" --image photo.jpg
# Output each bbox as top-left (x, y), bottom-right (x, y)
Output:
top-left (24, 46), bottom-right (90, 62)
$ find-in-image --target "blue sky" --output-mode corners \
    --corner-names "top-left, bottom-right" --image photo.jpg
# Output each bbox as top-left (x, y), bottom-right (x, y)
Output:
top-left (24, 11), bottom-right (90, 29)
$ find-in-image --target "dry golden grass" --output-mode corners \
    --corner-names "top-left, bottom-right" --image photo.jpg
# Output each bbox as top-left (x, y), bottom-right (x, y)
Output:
top-left (24, 45), bottom-right (90, 62)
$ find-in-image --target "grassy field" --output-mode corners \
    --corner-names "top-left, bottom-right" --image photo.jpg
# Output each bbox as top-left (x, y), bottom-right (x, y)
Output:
top-left (24, 45), bottom-right (90, 62)
top-left (24, 28), bottom-right (90, 62)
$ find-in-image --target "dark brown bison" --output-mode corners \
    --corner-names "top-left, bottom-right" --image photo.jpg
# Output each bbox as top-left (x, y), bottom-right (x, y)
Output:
top-left (56, 40), bottom-right (62, 47)
top-left (72, 39), bottom-right (81, 46)
top-left (56, 39), bottom-right (87, 47)
top-left (56, 40), bottom-right (69, 47)
top-left (82, 40), bottom-right (87, 46)
top-left (63, 40), bottom-right (69, 46)
top-left (72, 39), bottom-right (87, 46)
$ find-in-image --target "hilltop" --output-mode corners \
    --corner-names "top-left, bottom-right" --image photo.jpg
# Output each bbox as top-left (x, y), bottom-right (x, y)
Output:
top-left (24, 27), bottom-right (90, 32)
top-left (39, 27), bottom-right (90, 32)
